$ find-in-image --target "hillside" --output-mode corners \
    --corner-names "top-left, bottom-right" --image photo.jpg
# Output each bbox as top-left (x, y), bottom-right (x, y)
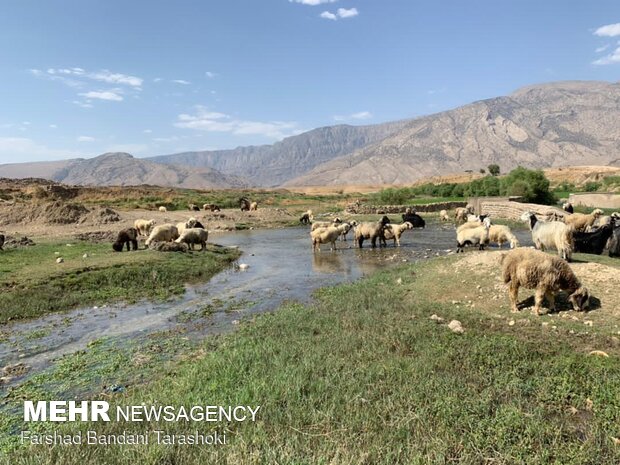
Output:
top-left (285, 81), bottom-right (620, 186)
top-left (62, 152), bottom-right (248, 188)
top-left (149, 122), bottom-right (410, 187)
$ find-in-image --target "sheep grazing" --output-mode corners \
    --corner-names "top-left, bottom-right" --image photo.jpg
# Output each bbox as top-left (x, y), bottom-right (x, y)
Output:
top-left (456, 221), bottom-right (490, 253)
top-left (501, 248), bottom-right (590, 315)
top-left (249, 201), bottom-right (258, 211)
top-left (521, 212), bottom-right (574, 261)
top-left (145, 224), bottom-right (180, 247)
top-left (134, 219), bottom-right (156, 236)
top-left (175, 228), bottom-right (209, 251)
top-left (439, 209), bottom-right (450, 222)
top-left (573, 224), bottom-right (614, 255)
top-left (488, 224), bottom-right (519, 249)
top-left (203, 203), bottom-right (221, 212)
top-left (454, 207), bottom-right (469, 222)
top-left (401, 212), bottom-right (425, 228)
top-left (176, 217), bottom-right (197, 235)
top-left (609, 226), bottom-right (620, 258)
top-left (239, 197), bottom-right (251, 211)
top-left (382, 222), bottom-right (413, 247)
top-left (563, 202), bottom-right (574, 214)
top-left (112, 227), bottom-right (139, 252)
top-left (188, 203), bottom-right (201, 212)
top-left (311, 217), bottom-right (342, 231)
top-left (311, 224), bottom-right (351, 252)
top-left (299, 210), bottom-right (314, 225)
top-left (158, 206), bottom-right (167, 212)
top-left (355, 217), bottom-right (391, 248)
top-left (149, 241), bottom-right (188, 252)
top-left (563, 208), bottom-right (604, 232)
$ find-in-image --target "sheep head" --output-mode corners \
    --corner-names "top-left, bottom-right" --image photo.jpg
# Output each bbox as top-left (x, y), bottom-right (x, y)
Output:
top-left (592, 209), bottom-right (604, 218)
top-left (404, 221), bottom-right (414, 230)
top-left (569, 287), bottom-right (590, 312)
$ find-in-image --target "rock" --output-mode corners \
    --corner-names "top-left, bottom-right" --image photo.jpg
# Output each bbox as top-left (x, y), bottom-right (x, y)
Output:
top-left (584, 320), bottom-right (593, 327)
top-left (82, 253), bottom-right (89, 258)
top-left (508, 320), bottom-right (515, 326)
top-left (448, 320), bottom-right (464, 334)
top-left (238, 263), bottom-right (249, 271)
top-left (588, 350), bottom-right (609, 357)
top-left (56, 257), bottom-right (64, 263)
top-left (396, 278), bottom-right (402, 285)
top-left (429, 314), bottom-right (444, 323)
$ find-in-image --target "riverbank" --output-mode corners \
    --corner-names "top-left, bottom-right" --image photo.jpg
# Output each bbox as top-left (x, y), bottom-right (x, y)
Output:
top-left (3, 251), bottom-right (619, 463)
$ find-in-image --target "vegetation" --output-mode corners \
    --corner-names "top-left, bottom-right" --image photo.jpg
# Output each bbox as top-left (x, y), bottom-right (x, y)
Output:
top-left (488, 163), bottom-right (501, 176)
top-left (0, 241), bottom-right (240, 323)
top-left (3, 255), bottom-right (619, 463)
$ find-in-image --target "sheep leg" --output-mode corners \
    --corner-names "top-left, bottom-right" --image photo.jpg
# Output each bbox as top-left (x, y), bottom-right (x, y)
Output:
top-left (545, 291), bottom-right (555, 312)
top-left (509, 283), bottom-right (520, 313)
top-left (125, 241), bottom-right (130, 252)
top-left (131, 240), bottom-right (138, 251)
top-left (331, 240), bottom-right (337, 251)
top-left (533, 287), bottom-right (547, 315)
top-left (358, 237), bottom-right (364, 248)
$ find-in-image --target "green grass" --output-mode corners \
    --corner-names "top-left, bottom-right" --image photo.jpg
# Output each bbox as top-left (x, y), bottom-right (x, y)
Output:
top-left (0, 241), bottom-right (240, 323)
top-left (3, 256), bottom-right (619, 464)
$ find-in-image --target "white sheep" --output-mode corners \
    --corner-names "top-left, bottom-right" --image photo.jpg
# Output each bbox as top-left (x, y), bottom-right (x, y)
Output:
top-left (311, 224), bottom-right (351, 252)
top-left (311, 217), bottom-right (342, 231)
top-left (175, 228), bottom-right (209, 251)
top-left (134, 219), bottom-right (156, 236)
top-left (456, 222), bottom-right (490, 253)
top-left (382, 222), bottom-right (413, 247)
top-left (501, 248), bottom-right (590, 315)
top-left (488, 224), bottom-right (520, 249)
top-left (249, 201), bottom-right (258, 211)
top-left (176, 217), bottom-right (197, 235)
top-left (521, 212), bottom-right (574, 261)
top-left (158, 206), bottom-right (167, 212)
top-left (355, 218), bottom-right (390, 248)
top-left (145, 224), bottom-right (180, 247)
top-left (340, 220), bottom-right (357, 241)
top-left (454, 207), bottom-right (469, 222)
top-left (563, 208), bottom-right (604, 232)
top-left (439, 209), bottom-right (450, 222)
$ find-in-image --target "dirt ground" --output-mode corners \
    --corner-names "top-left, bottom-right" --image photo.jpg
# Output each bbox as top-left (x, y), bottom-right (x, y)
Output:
top-left (448, 250), bottom-right (620, 333)
top-left (0, 202), bottom-right (297, 241)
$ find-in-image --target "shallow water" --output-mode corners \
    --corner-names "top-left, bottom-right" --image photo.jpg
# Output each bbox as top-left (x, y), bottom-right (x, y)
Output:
top-left (0, 225), bottom-right (533, 386)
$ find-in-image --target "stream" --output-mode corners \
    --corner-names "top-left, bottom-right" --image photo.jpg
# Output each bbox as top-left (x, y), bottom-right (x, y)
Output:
top-left (0, 225), bottom-right (533, 388)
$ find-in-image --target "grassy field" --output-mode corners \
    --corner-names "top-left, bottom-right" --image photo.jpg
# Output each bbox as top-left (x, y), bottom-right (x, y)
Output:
top-left (0, 241), bottom-right (240, 323)
top-left (3, 253), bottom-right (619, 464)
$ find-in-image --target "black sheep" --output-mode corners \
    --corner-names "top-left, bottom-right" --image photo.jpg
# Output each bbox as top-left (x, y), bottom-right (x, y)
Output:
top-left (300, 213), bottom-right (311, 224)
top-left (609, 226), bottom-right (620, 258)
top-left (401, 212), bottom-right (425, 228)
top-left (193, 221), bottom-right (205, 229)
top-left (112, 228), bottom-right (139, 252)
top-left (563, 203), bottom-right (574, 214)
top-left (573, 224), bottom-right (614, 255)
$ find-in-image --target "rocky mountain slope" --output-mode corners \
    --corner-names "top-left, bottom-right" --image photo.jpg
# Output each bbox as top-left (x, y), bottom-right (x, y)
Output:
top-left (285, 81), bottom-right (620, 186)
top-left (149, 122), bottom-right (410, 187)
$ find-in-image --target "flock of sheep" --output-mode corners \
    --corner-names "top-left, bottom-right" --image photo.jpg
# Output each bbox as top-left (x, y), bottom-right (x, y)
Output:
top-left (303, 202), bottom-right (619, 316)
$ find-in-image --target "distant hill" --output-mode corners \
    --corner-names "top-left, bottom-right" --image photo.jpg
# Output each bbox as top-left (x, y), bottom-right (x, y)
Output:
top-left (1, 81), bottom-right (619, 188)
top-left (285, 81), bottom-right (620, 186)
top-left (0, 153), bottom-right (247, 189)
top-left (148, 122), bottom-right (410, 187)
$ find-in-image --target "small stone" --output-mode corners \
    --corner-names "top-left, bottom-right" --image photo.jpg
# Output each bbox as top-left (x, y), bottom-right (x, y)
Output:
top-left (54, 251), bottom-right (60, 255)
top-left (448, 320), bottom-right (464, 334)
top-left (429, 314), bottom-right (444, 323)
top-left (396, 278), bottom-right (402, 285)
top-left (56, 257), bottom-right (64, 264)
top-left (584, 320), bottom-right (593, 327)
top-left (508, 320), bottom-right (515, 326)
top-left (82, 253), bottom-right (89, 258)
top-left (66, 243), bottom-right (73, 247)
top-left (232, 320), bottom-right (240, 325)
top-left (585, 398), bottom-right (594, 411)
top-left (238, 263), bottom-right (249, 270)
top-left (588, 350), bottom-right (609, 358)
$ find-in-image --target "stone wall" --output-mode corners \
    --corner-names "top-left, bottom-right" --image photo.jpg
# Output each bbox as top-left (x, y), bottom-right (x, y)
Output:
top-left (568, 193), bottom-right (620, 209)
top-left (345, 201), bottom-right (467, 215)
top-left (478, 200), bottom-right (565, 221)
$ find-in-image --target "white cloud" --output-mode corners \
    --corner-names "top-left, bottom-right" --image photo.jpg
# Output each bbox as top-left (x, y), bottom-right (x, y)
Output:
top-left (592, 46), bottom-right (620, 65)
top-left (72, 100), bottom-right (93, 108)
top-left (594, 23), bottom-right (620, 37)
top-left (172, 79), bottom-right (191, 85)
top-left (153, 77), bottom-right (163, 83)
top-left (49, 124), bottom-right (58, 129)
top-left (290, 0), bottom-right (337, 5)
top-left (320, 7), bottom-right (358, 20)
top-left (0, 137), bottom-right (78, 162)
top-left (333, 111), bottom-right (372, 122)
top-left (205, 71), bottom-right (217, 78)
top-left (175, 106), bottom-right (300, 139)
top-left (143, 129), bottom-right (153, 134)
top-left (77, 136), bottom-right (95, 142)
top-left (337, 7), bottom-right (358, 18)
top-left (44, 68), bottom-right (142, 87)
top-left (595, 44), bottom-right (610, 53)
top-left (78, 91), bottom-right (124, 101)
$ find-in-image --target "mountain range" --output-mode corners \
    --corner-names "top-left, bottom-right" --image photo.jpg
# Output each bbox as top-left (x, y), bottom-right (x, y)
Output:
top-left (1, 80), bottom-right (619, 188)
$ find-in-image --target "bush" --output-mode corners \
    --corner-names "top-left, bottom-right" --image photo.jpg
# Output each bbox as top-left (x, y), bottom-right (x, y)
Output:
top-left (488, 164), bottom-right (500, 176)
top-left (584, 181), bottom-right (602, 192)
top-left (499, 167), bottom-right (554, 204)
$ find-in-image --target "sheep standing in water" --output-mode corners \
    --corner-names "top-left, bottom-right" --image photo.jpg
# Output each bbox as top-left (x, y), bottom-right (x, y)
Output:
top-left (355, 216), bottom-right (391, 248)
top-left (311, 224), bottom-right (351, 252)
top-left (381, 222), bottom-right (414, 247)
top-left (456, 218), bottom-right (491, 253)
top-left (501, 248), bottom-right (590, 315)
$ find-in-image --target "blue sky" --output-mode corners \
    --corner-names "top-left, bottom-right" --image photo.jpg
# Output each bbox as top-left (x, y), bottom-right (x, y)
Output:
top-left (0, 0), bottom-right (619, 163)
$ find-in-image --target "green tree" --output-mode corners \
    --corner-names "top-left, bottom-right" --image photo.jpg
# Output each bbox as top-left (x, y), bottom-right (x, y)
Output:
top-left (500, 167), bottom-right (554, 204)
top-left (488, 164), bottom-right (501, 176)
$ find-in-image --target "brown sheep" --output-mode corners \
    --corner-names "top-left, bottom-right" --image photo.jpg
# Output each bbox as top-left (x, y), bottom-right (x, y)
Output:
top-left (112, 228), bottom-right (139, 252)
top-left (501, 248), bottom-right (590, 315)
top-left (564, 208), bottom-right (604, 232)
